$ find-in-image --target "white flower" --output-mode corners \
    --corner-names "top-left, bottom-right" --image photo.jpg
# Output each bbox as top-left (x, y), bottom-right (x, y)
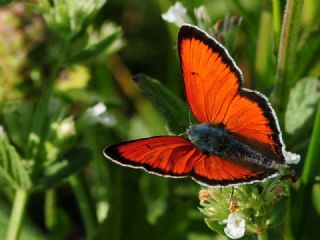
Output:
top-left (284, 151), bottom-right (300, 164)
top-left (58, 117), bottom-right (76, 139)
top-left (161, 2), bottom-right (191, 27)
top-left (88, 102), bottom-right (107, 117)
top-left (86, 102), bottom-right (117, 127)
top-left (223, 213), bottom-right (245, 239)
top-left (0, 125), bottom-right (5, 138)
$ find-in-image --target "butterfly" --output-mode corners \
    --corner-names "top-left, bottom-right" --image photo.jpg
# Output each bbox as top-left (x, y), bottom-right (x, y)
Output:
top-left (103, 24), bottom-right (286, 187)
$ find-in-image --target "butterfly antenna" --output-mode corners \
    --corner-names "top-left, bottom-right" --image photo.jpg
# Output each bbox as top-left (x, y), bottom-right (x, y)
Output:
top-left (178, 130), bottom-right (188, 137)
top-left (188, 109), bottom-right (192, 126)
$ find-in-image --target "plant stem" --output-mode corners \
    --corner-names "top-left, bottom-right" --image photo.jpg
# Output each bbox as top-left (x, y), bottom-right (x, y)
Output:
top-left (45, 190), bottom-right (57, 231)
top-left (294, 103), bottom-right (320, 238)
top-left (273, 0), bottom-right (304, 128)
top-left (29, 40), bottom-right (69, 179)
top-left (272, 0), bottom-right (281, 49)
top-left (255, 0), bottom-right (272, 92)
top-left (6, 189), bottom-right (29, 240)
top-left (257, 231), bottom-right (268, 240)
top-left (69, 173), bottom-right (98, 238)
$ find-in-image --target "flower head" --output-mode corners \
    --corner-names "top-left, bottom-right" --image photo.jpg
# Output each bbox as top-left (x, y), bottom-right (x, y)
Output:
top-left (88, 102), bottom-right (107, 117)
top-left (223, 213), bottom-right (245, 239)
top-left (86, 102), bottom-right (116, 127)
top-left (0, 125), bottom-right (5, 138)
top-left (161, 2), bottom-right (191, 27)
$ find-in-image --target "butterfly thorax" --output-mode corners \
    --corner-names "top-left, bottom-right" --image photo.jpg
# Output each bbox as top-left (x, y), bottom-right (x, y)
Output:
top-left (187, 123), bottom-right (277, 170)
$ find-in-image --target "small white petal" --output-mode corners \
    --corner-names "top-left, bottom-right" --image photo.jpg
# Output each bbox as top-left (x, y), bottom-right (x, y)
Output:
top-left (59, 117), bottom-right (76, 137)
top-left (0, 125), bottom-right (5, 138)
top-left (223, 213), bottom-right (245, 239)
top-left (284, 151), bottom-right (300, 164)
top-left (89, 102), bottom-right (107, 117)
top-left (161, 2), bottom-right (190, 27)
top-left (98, 115), bottom-right (117, 127)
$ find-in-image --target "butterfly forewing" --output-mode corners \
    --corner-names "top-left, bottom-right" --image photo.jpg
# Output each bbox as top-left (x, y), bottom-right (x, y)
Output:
top-left (178, 25), bottom-right (285, 163)
top-left (104, 136), bottom-right (201, 177)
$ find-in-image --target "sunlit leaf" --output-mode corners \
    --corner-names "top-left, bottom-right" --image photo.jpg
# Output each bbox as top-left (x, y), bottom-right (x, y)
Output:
top-left (3, 102), bottom-right (34, 152)
top-left (133, 74), bottom-right (191, 134)
top-left (285, 77), bottom-right (320, 135)
top-left (0, 130), bottom-right (32, 190)
top-left (204, 218), bottom-right (225, 236)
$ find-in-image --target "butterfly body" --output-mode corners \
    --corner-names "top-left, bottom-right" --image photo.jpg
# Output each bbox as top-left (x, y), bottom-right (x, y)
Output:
top-left (187, 123), bottom-right (277, 171)
top-left (104, 25), bottom-right (287, 186)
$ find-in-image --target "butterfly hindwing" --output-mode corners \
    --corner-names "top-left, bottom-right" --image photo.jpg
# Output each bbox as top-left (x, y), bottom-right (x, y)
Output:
top-left (178, 25), bottom-right (285, 163)
top-left (104, 136), bottom-right (276, 186)
top-left (192, 155), bottom-right (276, 186)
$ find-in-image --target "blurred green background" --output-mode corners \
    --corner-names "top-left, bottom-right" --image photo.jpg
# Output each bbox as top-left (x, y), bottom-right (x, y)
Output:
top-left (0, 0), bottom-right (320, 239)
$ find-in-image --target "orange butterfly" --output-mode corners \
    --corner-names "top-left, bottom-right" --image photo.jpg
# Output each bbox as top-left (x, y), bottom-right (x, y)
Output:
top-left (103, 25), bottom-right (285, 186)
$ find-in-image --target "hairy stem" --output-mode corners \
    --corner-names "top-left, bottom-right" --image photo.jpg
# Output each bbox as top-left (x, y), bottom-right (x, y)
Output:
top-left (273, 0), bottom-right (304, 128)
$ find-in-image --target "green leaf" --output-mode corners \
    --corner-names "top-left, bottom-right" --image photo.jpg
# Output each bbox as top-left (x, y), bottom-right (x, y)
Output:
top-left (285, 77), bottom-right (320, 135)
top-left (3, 102), bottom-right (34, 152)
top-left (266, 198), bottom-right (287, 228)
top-left (204, 218), bottom-right (225, 236)
top-left (0, 131), bottom-right (32, 190)
top-left (34, 148), bottom-right (90, 191)
top-left (296, 30), bottom-right (320, 80)
top-left (133, 74), bottom-right (191, 134)
top-left (67, 28), bottom-right (122, 64)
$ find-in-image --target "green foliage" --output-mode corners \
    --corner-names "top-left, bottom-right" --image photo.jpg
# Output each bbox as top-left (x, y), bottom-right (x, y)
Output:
top-left (0, 130), bottom-right (32, 190)
top-left (133, 74), bottom-right (190, 134)
top-left (285, 77), bottom-right (320, 135)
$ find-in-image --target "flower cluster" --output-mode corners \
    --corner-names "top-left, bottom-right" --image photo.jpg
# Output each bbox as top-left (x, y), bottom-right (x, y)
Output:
top-left (199, 177), bottom-right (290, 239)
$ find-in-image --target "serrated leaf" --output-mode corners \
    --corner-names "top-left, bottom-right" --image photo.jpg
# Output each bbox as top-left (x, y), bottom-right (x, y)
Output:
top-left (285, 77), bottom-right (320, 135)
top-left (133, 74), bottom-right (191, 134)
top-left (0, 133), bottom-right (32, 190)
top-left (34, 148), bottom-right (90, 191)
top-left (67, 28), bottom-right (122, 64)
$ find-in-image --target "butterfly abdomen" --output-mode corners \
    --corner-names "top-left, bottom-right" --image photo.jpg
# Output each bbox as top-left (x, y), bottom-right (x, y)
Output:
top-left (187, 123), bottom-right (277, 170)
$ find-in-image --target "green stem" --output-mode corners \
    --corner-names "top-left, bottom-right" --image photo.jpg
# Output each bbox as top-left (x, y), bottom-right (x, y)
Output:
top-left (6, 189), bottom-right (29, 240)
top-left (272, 0), bottom-right (281, 49)
top-left (255, 0), bottom-right (272, 92)
top-left (45, 190), bottom-right (57, 231)
top-left (273, 0), bottom-right (304, 128)
top-left (29, 40), bottom-right (69, 179)
top-left (70, 173), bottom-right (98, 238)
top-left (294, 103), bottom-right (320, 237)
top-left (284, 186), bottom-right (294, 240)
top-left (257, 231), bottom-right (268, 240)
